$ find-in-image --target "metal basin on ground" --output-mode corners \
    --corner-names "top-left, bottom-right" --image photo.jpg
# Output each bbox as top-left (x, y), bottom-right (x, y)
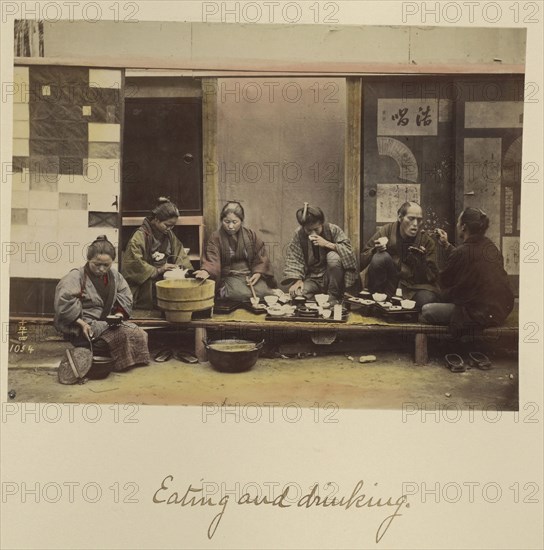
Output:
top-left (204, 339), bottom-right (264, 373)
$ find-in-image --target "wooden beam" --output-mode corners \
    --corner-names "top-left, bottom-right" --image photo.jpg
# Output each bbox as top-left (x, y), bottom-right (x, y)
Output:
top-left (122, 216), bottom-right (203, 226)
top-left (201, 77), bottom-right (219, 243)
top-left (345, 77), bottom-right (362, 258)
top-left (14, 57), bottom-right (525, 75)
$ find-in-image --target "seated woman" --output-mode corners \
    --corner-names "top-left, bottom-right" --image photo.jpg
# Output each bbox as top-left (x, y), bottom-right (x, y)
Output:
top-left (54, 235), bottom-right (150, 372)
top-left (194, 201), bottom-right (276, 301)
top-left (122, 197), bottom-right (193, 309)
top-left (420, 208), bottom-right (514, 334)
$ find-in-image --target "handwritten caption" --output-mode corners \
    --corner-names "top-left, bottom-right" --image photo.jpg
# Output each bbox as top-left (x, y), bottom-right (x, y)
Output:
top-left (152, 477), bottom-right (409, 543)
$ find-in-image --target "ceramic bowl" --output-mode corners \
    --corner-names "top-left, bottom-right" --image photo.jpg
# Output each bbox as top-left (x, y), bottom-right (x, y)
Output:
top-left (401, 299), bottom-right (416, 310)
top-left (372, 293), bottom-right (387, 302)
top-left (264, 295), bottom-right (279, 306)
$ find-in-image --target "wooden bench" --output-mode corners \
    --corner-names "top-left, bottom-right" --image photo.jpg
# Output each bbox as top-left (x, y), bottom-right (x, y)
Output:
top-left (187, 315), bottom-right (518, 364)
top-left (11, 312), bottom-right (518, 365)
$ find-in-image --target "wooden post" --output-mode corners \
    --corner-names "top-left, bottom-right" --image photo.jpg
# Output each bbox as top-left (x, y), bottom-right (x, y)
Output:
top-left (344, 77), bottom-right (362, 256)
top-left (195, 327), bottom-right (208, 362)
top-left (202, 77), bottom-right (219, 243)
top-left (414, 333), bottom-right (428, 365)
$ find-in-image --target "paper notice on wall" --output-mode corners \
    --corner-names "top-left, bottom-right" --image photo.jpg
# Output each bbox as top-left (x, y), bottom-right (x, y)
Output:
top-left (378, 99), bottom-right (438, 136)
top-left (503, 236), bottom-right (520, 275)
top-left (504, 186), bottom-right (514, 234)
top-left (376, 183), bottom-right (420, 223)
top-left (465, 101), bottom-right (524, 128)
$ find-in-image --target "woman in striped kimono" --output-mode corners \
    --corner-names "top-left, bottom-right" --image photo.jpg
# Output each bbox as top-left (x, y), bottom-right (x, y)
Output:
top-left (54, 235), bottom-right (150, 372)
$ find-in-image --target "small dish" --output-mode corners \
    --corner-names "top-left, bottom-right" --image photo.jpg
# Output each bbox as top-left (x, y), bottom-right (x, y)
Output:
top-left (389, 305), bottom-right (402, 311)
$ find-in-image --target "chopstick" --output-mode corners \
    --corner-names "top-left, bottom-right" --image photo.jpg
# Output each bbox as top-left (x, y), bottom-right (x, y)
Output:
top-left (248, 280), bottom-right (258, 301)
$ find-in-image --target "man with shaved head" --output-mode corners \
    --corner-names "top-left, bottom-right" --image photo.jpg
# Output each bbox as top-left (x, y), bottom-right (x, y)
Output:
top-left (359, 201), bottom-right (439, 309)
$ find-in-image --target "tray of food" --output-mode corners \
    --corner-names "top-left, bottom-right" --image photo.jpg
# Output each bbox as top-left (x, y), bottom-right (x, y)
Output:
top-left (265, 302), bottom-right (348, 323)
top-left (372, 299), bottom-right (419, 322)
top-left (213, 299), bottom-right (244, 314)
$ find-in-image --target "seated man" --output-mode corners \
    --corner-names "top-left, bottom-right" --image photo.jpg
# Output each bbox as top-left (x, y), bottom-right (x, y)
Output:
top-left (360, 201), bottom-right (439, 309)
top-left (282, 204), bottom-right (358, 304)
top-left (420, 207), bottom-right (514, 334)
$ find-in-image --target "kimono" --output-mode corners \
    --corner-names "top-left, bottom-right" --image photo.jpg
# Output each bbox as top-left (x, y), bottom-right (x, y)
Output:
top-left (54, 266), bottom-right (150, 371)
top-left (200, 226), bottom-right (276, 300)
top-left (122, 218), bottom-right (193, 309)
top-left (282, 223), bottom-right (358, 290)
top-left (360, 222), bottom-right (439, 298)
top-left (439, 235), bottom-right (514, 328)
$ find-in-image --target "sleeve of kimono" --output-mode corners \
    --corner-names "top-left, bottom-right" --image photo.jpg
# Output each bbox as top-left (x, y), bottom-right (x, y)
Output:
top-left (249, 230), bottom-right (274, 277)
top-left (170, 234), bottom-right (194, 271)
top-left (281, 234), bottom-right (306, 285)
top-left (199, 233), bottom-right (222, 281)
top-left (330, 225), bottom-right (358, 271)
top-left (53, 269), bottom-right (83, 334)
top-left (360, 227), bottom-right (385, 270)
top-left (439, 246), bottom-right (470, 299)
top-left (122, 229), bottom-right (158, 285)
top-left (412, 234), bottom-right (439, 284)
top-left (113, 270), bottom-right (134, 318)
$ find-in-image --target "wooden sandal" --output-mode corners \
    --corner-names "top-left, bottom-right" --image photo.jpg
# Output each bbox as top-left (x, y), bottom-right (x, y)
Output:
top-left (445, 354), bottom-right (466, 373)
top-left (468, 352), bottom-right (492, 370)
top-left (154, 348), bottom-right (173, 362)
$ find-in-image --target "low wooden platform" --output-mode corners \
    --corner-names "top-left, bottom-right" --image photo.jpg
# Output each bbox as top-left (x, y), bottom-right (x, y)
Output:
top-left (10, 309), bottom-right (518, 365)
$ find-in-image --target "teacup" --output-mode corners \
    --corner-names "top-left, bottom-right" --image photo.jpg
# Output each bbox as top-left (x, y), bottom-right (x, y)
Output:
top-left (250, 297), bottom-right (260, 307)
top-left (264, 295), bottom-right (279, 307)
top-left (315, 294), bottom-right (330, 307)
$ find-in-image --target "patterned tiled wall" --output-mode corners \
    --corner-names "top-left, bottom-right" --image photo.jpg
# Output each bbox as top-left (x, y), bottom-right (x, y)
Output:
top-left (11, 66), bottom-right (122, 279)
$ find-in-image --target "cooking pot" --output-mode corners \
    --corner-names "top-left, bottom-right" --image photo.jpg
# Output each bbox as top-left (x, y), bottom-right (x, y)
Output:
top-left (204, 338), bottom-right (264, 373)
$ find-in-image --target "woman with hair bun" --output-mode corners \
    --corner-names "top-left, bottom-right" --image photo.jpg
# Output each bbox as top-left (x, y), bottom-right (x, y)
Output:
top-left (54, 235), bottom-right (150, 374)
top-left (194, 201), bottom-right (276, 301)
top-left (122, 197), bottom-right (193, 309)
top-left (420, 207), bottom-right (514, 332)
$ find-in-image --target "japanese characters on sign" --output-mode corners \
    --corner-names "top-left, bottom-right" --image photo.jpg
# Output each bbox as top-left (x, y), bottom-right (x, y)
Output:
top-left (378, 99), bottom-right (438, 136)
